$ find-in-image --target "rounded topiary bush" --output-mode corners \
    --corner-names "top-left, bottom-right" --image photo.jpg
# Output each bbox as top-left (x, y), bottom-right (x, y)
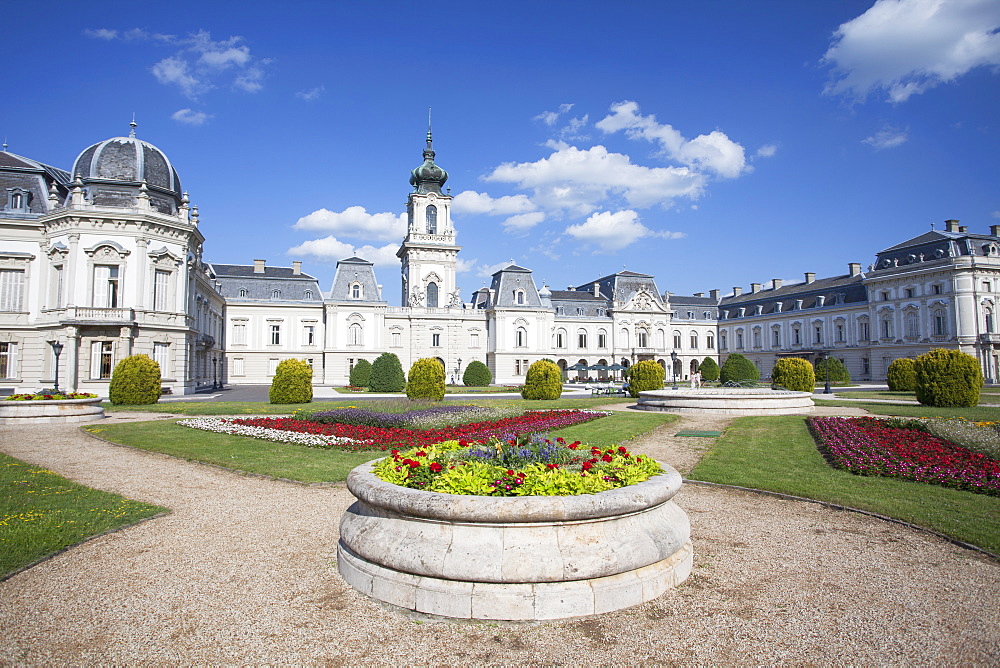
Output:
top-left (886, 358), bottom-right (916, 392)
top-left (349, 358), bottom-right (371, 388)
top-left (914, 348), bottom-right (983, 407)
top-left (269, 358), bottom-right (313, 404)
top-left (628, 360), bottom-right (665, 397)
top-left (369, 352), bottom-right (406, 393)
top-left (108, 354), bottom-right (161, 405)
top-left (521, 360), bottom-right (563, 400)
top-left (719, 353), bottom-right (760, 384)
top-left (406, 358), bottom-right (446, 401)
top-left (814, 356), bottom-right (851, 384)
top-left (771, 358), bottom-right (815, 392)
top-left (699, 357), bottom-right (720, 382)
top-left (462, 360), bottom-right (492, 387)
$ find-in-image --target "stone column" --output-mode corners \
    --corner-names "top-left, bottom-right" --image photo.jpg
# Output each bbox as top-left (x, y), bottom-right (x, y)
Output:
top-left (66, 326), bottom-right (80, 392)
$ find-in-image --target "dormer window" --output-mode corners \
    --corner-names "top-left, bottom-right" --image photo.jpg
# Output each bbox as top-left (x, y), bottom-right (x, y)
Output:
top-left (304, 289), bottom-right (313, 299)
top-left (687, 311), bottom-right (694, 319)
top-left (238, 288), bottom-right (247, 298)
top-left (6, 188), bottom-right (30, 212)
top-left (514, 289), bottom-right (525, 305)
top-left (576, 307), bottom-right (584, 316)
top-left (272, 289), bottom-right (281, 299)
top-left (351, 283), bottom-right (362, 299)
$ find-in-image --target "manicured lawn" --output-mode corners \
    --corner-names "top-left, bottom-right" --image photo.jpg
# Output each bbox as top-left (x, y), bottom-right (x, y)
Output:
top-left (1, 453), bottom-right (166, 578)
top-left (333, 385), bottom-right (520, 394)
top-left (689, 415), bottom-right (1000, 553)
top-left (834, 390), bottom-right (1000, 404)
top-left (814, 398), bottom-right (1000, 421)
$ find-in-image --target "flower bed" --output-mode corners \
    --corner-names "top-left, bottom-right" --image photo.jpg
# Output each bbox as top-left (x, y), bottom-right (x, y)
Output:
top-left (0, 395), bottom-right (104, 424)
top-left (808, 416), bottom-right (1000, 496)
top-left (180, 409), bottom-right (608, 452)
top-left (7, 392), bottom-right (97, 401)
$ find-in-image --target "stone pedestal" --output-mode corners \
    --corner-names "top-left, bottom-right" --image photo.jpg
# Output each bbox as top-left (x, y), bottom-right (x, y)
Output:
top-left (0, 397), bottom-right (105, 424)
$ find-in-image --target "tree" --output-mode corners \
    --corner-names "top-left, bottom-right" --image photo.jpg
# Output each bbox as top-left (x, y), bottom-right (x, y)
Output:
top-left (108, 354), bottom-right (161, 405)
top-left (814, 356), bottom-right (851, 384)
top-left (886, 358), bottom-right (916, 392)
top-left (348, 358), bottom-right (371, 387)
top-left (771, 357), bottom-right (815, 392)
top-left (269, 359), bottom-right (313, 404)
top-left (698, 357), bottom-right (720, 382)
top-left (368, 352), bottom-right (406, 393)
top-left (462, 360), bottom-right (492, 386)
top-left (627, 360), bottom-right (665, 397)
top-left (521, 360), bottom-right (562, 400)
top-left (406, 358), bottom-right (446, 401)
top-left (914, 348), bottom-right (983, 407)
top-left (719, 353), bottom-right (759, 384)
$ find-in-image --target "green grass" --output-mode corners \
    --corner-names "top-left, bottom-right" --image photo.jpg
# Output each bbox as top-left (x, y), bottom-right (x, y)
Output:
top-left (334, 385), bottom-right (520, 394)
top-left (689, 415), bottom-right (1000, 553)
top-left (546, 411), bottom-right (678, 448)
top-left (835, 390), bottom-right (1000, 404)
top-left (814, 398), bottom-right (1000, 421)
top-left (1, 453), bottom-right (166, 578)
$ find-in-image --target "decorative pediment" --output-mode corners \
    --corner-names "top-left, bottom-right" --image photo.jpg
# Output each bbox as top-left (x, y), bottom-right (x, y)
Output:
top-left (622, 290), bottom-right (666, 313)
top-left (85, 240), bottom-right (130, 259)
top-left (148, 246), bottom-right (182, 267)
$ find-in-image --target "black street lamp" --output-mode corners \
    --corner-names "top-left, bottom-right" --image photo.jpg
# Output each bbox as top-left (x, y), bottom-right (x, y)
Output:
top-left (670, 351), bottom-right (678, 390)
top-left (821, 350), bottom-right (832, 394)
top-left (456, 357), bottom-right (462, 385)
top-left (49, 340), bottom-right (64, 394)
top-left (212, 356), bottom-right (218, 389)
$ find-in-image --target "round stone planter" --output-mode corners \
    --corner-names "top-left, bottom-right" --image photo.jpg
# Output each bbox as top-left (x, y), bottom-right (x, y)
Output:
top-left (0, 397), bottom-right (105, 424)
top-left (338, 461), bottom-right (692, 621)
top-left (636, 387), bottom-right (815, 415)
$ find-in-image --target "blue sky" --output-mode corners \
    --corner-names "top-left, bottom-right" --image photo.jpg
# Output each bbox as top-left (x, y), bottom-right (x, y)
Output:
top-left (4, 0), bottom-right (998, 305)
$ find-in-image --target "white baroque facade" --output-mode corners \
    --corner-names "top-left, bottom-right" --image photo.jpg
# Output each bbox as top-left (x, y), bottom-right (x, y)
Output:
top-left (2, 128), bottom-right (998, 394)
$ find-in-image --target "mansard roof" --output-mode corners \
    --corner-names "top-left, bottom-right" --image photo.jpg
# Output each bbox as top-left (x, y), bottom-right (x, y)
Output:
top-left (669, 295), bottom-right (718, 306)
top-left (549, 290), bottom-right (606, 301)
top-left (211, 263), bottom-right (322, 302)
top-left (330, 256), bottom-right (383, 303)
top-left (872, 227), bottom-right (1000, 271)
top-left (212, 264), bottom-right (318, 280)
top-left (0, 151), bottom-right (72, 183)
top-left (720, 273), bottom-right (866, 316)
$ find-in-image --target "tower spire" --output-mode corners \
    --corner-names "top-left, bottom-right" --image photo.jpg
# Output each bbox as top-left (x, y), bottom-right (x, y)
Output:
top-left (426, 107), bottom-right (433, 150)
top-left (129, 113), bottom-right (137, 138)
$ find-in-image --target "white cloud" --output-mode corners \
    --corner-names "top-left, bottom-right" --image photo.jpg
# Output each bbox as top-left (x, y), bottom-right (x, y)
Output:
top-left (756, 144), bottom-right (778, 158)
top-left (292, 206), bottom-right (407, 242)
top-left (863, 127), bottom-right (909, 149)
top-left (171, 108), bottom-right (211, 126)
top-left (991, 210), bottom-right (1000, 219)
top-left (560, 115), bottom-right (590, 141)
top-left (451, 190), bottom-right (537, 216)
top-left (596, 101), bottom-right (748, 178)
top-left (287, 237), bottom-right (399, 266)
top-left (152, 57), bottom-right (202, 98)
top-left (456, 258), bottom-right (478, 273)
top-left (85, 28), bottom-right (118, 39)
top-left (485, 140), bottom-right (706, 215)
top-left (823, 0), bottom-right (1000, 102)
top-left (476, 260), bottom-right (518, 278)
top-left (502, 212), bottom-right (546, 232)
top-left (197, 45), bottom-right (251, 69)
top-left (564, 210), bottom-right (685, 252)
top-left (296, 85), bottom-right (326, 101)
top-left (534, 103), bottom-right (574, 126)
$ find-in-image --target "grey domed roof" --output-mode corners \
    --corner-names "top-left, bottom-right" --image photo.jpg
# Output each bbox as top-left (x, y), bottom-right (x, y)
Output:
top-left (72, 135), bottom-right (182, 196)
top-left (409, 130), bottom-right (448, 195)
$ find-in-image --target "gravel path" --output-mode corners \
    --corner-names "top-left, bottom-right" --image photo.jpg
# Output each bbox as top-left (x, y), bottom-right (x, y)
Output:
top-left (1, 409), bottom-right (998, 665)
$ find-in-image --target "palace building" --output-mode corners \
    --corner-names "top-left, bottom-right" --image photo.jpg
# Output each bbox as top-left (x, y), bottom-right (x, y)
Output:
top-left (1, 126), bottom-right (998, 394)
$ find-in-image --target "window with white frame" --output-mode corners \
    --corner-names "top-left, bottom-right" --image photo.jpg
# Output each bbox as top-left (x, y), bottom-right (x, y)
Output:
top-left (351, 283), bottom-right (362, 299)
top-left (736, 330), bottom-right (744, 349)
top-left (470, 333), bottom-right (479, 348)
top-left (0, 342), bottom-right (16, 378)
top-left (238, 287), bottom-right (248, 298)
top-left (690, 331), bottom-right (698, 349)
top-left (814, 324), bottom-right (823, 344)
top-left (92, 341), bottom-right (114, 379)
top-left (905, 312), bottom-right (919, 338)
top-left (621, 328), bottom-right (629, 347)
top-left (597, 330), bottom-right (607, 348)
top-left (270, 323), bottom-right (281, 345)
top-left (0, 269), bottom-right (25, 312)
top-left (986, 307), bottom-right (995, 333)
top-left (304, 324), bottom-right (316, 345)
top-left (153, 269), bottom-right (170, 311)
top-left (232, 321), bottom-right (247, 345)
top-left (637, 330), bottom-right (648, 347)
top-left (672, 330), bottom-right (681, 348)
top-left (772, 328), bottom-right (780, 347)
top-left (836, 323), bottom-right (844, 342)
top-left (233, 358), bottom-right (245, 376)
top-left (793, 326), bottom-right (801, 345)
top-left (268, 358), bottom-right (278, 376)
top-left (932, 284), bottom-right (942, 295)
top-left (578, 330), bottom-right (587, 348)
top-left (515, 290), bottom-right (525, 305)
top-left (349, 323), bottom-right (363, 345)
top-left (427, 282), bottom-right (439, 308)
top-left (515, 328), bottom-right (526, 347)
top-left (753, 328), bottom-right (762, 348)
top-left (426, 205), bottom-right (438, 234)
top-left (707, 334), bottom-right (715, 349)
top-left (858, 319), bottom-right (870, 341)
top-left (432, 333), bottom-right (441, 347)
top-left (556, 329), bottom-right (566, 348)
top-left (932, 311), bottom-right (947, 336)
top-left (304, 290), bottom-right (313, 299)
top-left (52, 265), bottom-right (64, 308)
top-left (719, 331), bottom-right (726, 350)
top-left (93, 265), bottom-right (120, 308)
top-left (392, 331), bottom-right (401, 347)
top-left (272, 289), bottom-right (281, 299)
top-left (881, 317), bottom-right (893, 339)
top-left (153, 342), bottom-right (168, 376)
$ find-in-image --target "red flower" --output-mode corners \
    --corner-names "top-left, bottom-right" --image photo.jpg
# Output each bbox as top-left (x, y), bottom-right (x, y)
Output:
top-left (581, 461), bottom-right (594, 472)
top-left (601, 454), bottom-right (613, 463)
top-left (618, 446), bottom-right (628, 454)
top-left (415, 450), bottom-right (427, 457)
top-left (506, 470), bottom-right (515, 476)
top-left (430, 462), bottom-right (443, 473)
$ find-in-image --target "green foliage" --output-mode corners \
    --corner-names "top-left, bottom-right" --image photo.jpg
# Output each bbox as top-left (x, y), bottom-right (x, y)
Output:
top-left (771, 357), bottom-right (815, 392)
top-left (814, 356), bottom-right (851, 383)
top-left (698, 357), bottom-right (720, 382)
top-left (886, 358), bottom-right (916, 391)
top-left (108, 354), bottom-right (161, 405)
top-left (268, 359), bottom-right (313, 404)
top-left (627, 360), bottom-right (665, 397)
top-left (914, 348), bottom-right (983, 408)
top-left (406, 358), bottom-right (446, 401)
top-left (521, 360), bottom-right (563, 400)
top-left (462, 360), bottom-right (492, 386)
top-left (348, 358), bottom-right (371, 387)
top-left (368, 352), bottom-right (406, 393)
top-left (719, 353), bottom-right (760, 384)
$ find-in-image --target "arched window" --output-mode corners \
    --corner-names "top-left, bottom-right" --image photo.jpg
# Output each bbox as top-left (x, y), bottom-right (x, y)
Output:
top-left (577, 329), bottom-right (587, 348)
top-left (637, 330), bottom-right (648, 347)
top-left (426, 282), bottom-right (438, 307)
top-left (272, 289), bottom-right (280, 299)
top-left (657, 329), bottom-right (666, 349)
top-left (986, 307), bottom-right (995, 333)
top-left (304, 289), bottom-right (313, 299)
top-left (349, 323), bottom-right (363, 345)
top-left (620, 328), bottom-right (629, 348)
top-left (597, 329), bottom-right (607, 348)
top-left (515, 290), bottom-right (525, 305)
top-left (238, 288), bottom-right (247, 298)
top-left (707, 334), bottom-right (715, 349)
top-left (351, 284), bottom-right (361, 299)
top-left (932, 310), bottom-right (947, 336)
top-left (690, 331), bottom-right (698, 349)
top-left (672, 330), bottom-right (681, 348)
top-left (905, 312), bottom-right (919, 338)
top-left (516, 327), bottom-right (527, 347)
top-left (555, 328), bottom-right (566, 348)
top-left (426, 205), bottom-right (437, 234)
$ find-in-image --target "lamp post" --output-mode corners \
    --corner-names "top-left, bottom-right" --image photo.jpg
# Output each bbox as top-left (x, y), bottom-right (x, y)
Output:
top-left (212, 356), bottom-right (218, 389)
top-left (821, 351), bottom-right (832, 394)
top-left (49, 341), bottom-right (64, 394)
top-left (671, 351), bottom-right (678, 390)
top-left (456, 358), bottom-right (462, 386)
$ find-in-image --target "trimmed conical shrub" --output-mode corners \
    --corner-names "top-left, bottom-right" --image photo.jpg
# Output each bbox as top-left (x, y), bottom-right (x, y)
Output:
top-left (771, 357), bottom-right (815, 392)
top-left (886, 358), bottom-right (916, 391)
top-left (368, 352), bottom-right (406, 393)
top-left (269, 358), bottom-right (313, 404)
top-left (719, 353), bottom-right (760, 384)
top-left (521, 360), bottom-right (562, 400)
top-left (699, 357), bottom-right (720, 382)
top-left (108, 354), bottom-right (161, 405)
top-left (628, 360), bottom-right (665, 397)
top-left (462, 360), bottom-right (492, 387)
top-left (914, 348), bottom-right (983, 407)
top-left (349, 358), bottom-right (371, 387)
top-left (406, 358), bottom-right (446, 401)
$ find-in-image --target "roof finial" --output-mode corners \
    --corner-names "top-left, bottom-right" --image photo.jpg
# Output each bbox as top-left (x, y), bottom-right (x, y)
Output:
top-left (930, 221), bottom-right (935, 230)
top-left (426, 107), bottom-right (433, 150)
top-left (2, 137), bottom-right (7, 152)
top-left (129, 113), bottom-right (137, 138)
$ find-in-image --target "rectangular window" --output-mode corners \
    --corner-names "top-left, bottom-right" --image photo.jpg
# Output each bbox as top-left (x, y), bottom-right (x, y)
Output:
top-left (0, 342), bottom-right (15, 378)
top-left (882, 320), bottom-right (893, 339)
top-left (93, 265), bottom-right (120, 308)
top-left (304, 325), bottom-right (316, 345)
top-left (772, 330), bottom-right (780, 347)
top-left (268, 358), bottom-right (279, 376)
top-left (470, 333), bottom-right (479, 348)
top-left (836, 324), bottom-right (844, 342)
top-left (814, 326), bottom-right (822, 344)
top-left (270, 324), bottom-right (281, 345)
top-left (859, 321), bottom-right (870, 340)
top-left (153, 342), bottom-right (168, 377)
top-left (691, 334), bottom-right (698, 349)
top-left (153, 270), bottom-right (170, 311)
top-left (232, 322), bottom-right (247, 345)
top-left (598, 333), bottom-right (606, 348)
top-left (707, 335), bottom-right (715, 349)
top-left (904, 288), bottom-right (914, 298)
top-left (932, 284), bottom-right (942, 295)
top-left (861, 357), bottom-right (870, 375)
top-left (53, 265), bottom-right (64, 308)
top-left (793, 328), bottom-right (801, 345)
top-left (392, 331), bottom-right (401, 347)
top-left (578, 333), bottom-right (587, 348)
top-left (933, 315), bottom-right (946, 336)
top-left (92, 341), bottom-right (114, 379)
top-left (983, 281), bottom-right (992, 292)
top-left (233, 358), bottom-right (245, 376)
top-left (513, 359), bottom-right (529, 375)
top-left (556, 333), bottom-right (565, 348)
top-left (0, 269), bottom-right (25, 312)
top-left (432, 333), bottom-right (441, 347)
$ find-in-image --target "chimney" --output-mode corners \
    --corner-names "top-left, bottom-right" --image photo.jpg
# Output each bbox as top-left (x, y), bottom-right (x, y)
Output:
top-left (292, 260), bottom-right (302, 276)
top-left (253, 259), bottom-right (266, 274)
top-left (593, 284), bottom-right (600, 298)
top-left (567, 285), bottom-right (575, 291)
top-left (709, 289), bottom-right (720, 301)
top-left (959, 225), bottom-right (968, 233)
top-left (848, 262), bottom-right (861, 277)
top-left (693, 292), bottom-right (704, 298)
top-left (771, 279), bottom-right (782, 290)
top-left (945, 219), bottom-right (960, 233)
top-left (991, 225), bottom-right (1000, 237)
top-left (751, 282), bottom-right (762, 294)
top-left (732, 287), bottom-right (743, 296)
top-left (804, 272), bottom-right (815, 284)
